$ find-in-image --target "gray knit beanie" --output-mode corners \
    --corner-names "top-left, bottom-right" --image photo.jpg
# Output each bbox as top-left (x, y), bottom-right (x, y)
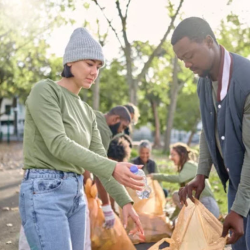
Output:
top-left (63, 27), bottom-right (105, 66)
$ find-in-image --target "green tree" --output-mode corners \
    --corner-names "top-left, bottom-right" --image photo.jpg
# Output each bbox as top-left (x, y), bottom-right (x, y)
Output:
top-left (92, 0), bottom-right (184, 105)
top-left (174, 82), bottom-right (200, 145)
top-left (0, 0), bottom-right (74, 109)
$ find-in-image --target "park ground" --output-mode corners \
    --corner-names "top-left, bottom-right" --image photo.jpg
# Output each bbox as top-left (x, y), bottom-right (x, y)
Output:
top-left (0, 142), bottom-right (231, 250)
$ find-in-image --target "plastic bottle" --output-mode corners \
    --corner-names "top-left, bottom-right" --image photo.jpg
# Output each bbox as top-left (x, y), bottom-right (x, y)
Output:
top-left (130, 165), bottom-right (151, 199)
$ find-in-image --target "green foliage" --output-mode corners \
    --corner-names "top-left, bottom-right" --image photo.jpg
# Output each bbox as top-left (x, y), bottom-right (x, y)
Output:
top-left (217, 14), bottom-right (250, 57)
top-left (97, 59), bottom-right (129, 112)
top-left (130, 147), bottom-right (138, 159)
top-left (0, 0), bottom-right (73, 100)
top-left (174, 83), bottom-right (200, 132)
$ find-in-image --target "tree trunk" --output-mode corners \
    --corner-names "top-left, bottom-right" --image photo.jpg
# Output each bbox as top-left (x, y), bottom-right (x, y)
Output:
top-left (124, 43), bottom-right (138, 105)
top-left (150, 99), bottom-right (161, 148)
top-left (12, 96), bottom-right (18, 136)
top-left (0, 97), bottom-right (3, 116)
top-left (187, 130), bottom-right (196, 146)
top-left (92, 74), bottom-right (101, 110)
top-left (163, 56), bottom-right (182, 153)
top-left (94, 0), bottom-right (184, 106)
top-left (187, 118), bottom-right (200, 146)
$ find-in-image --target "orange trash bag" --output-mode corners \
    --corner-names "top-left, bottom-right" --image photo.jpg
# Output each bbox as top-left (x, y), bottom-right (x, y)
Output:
top-left (149, 199), bottom-right (227, 250)
top-left (84, 179), bottom-right (136, 250)
top-left (120, 177), bottom-right (172, 244)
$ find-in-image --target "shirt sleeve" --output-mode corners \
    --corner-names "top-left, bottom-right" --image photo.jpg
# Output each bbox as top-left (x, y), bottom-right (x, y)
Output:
top-left (27, 83), bottom-right (116, 180)
top-left (231, 94), bottom-right (250, 217)
top-left (197, 130), bottom-right (213, 177)
top-left (89, 113), bottom-right (133, 208)
top-left (154, 162), bottom-right (159, 173)
top-left (152, 162), bottom-right (195, 183)
top-left (98, 128), bottom-right (110, 152)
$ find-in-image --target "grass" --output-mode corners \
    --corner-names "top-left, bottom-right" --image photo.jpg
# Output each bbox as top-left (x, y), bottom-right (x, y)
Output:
top-left (150, 149), bottom-right (228, 216)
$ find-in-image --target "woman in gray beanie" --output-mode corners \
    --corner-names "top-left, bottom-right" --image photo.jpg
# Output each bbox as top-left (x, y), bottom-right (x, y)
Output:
top-left (19, 27), bottom-right (143, 250)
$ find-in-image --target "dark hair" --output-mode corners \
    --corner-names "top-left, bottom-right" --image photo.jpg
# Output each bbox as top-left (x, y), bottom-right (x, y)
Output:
top-left (119, 134), bottom-right (133, 148)
top-left (171, 17), bottom-right (218, 46)
top-left (107, 137), bottom-right (131, 162)
top-left (108, 106), bottom-right (131, 123)
top-left (61, 64), bottom-right (74, 78)
top-left (124, 104), bottom-right (134, 114)
top-left (171, 143), bottom-right (191, 172)
top-left (124, 103), bottom-right (140, 124)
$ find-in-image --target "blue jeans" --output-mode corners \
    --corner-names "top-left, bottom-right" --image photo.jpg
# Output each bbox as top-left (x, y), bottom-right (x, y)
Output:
top-left (200, 196), bottom-right (220, 219)
top-left (228, 180), bottom-right (250, 250)
top-left (19, 169), bottom-right (87, 250)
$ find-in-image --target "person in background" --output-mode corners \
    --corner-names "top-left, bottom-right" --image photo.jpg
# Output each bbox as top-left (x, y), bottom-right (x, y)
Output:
top-left (132, 140), bottom-right (168, 197)
top-left (84, 105), bottom-right (132, 229)
top-left (124, 103), bottom-right (140, 136)
top-left (108, 136), bottom-right (132, 162)
top-left (149, 143), bottom-right (219, 219)
top-left (171, 17), bottom-right (250, 248)
top-left (19, 27), bottom-right (143, 250)
top-left (108, 135), bottom-right (133, 213)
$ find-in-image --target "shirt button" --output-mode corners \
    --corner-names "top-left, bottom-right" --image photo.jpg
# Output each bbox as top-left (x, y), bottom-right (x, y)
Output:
top-left (218, 104), bottom-right (221, 109)
top-left (210, 111), bottom-right (213, 115)
top-left (221, 136), bottom-right (225, 140)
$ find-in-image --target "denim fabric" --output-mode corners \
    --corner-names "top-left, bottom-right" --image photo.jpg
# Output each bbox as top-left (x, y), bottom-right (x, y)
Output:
top-left (19, 169), bottom-right (87, 250)
top-left (228, 181), bottom-right (250, 250)
top-left (84, 202), bottom-right (91, 250)
top-left (200, 196), bottom-right (220, 219)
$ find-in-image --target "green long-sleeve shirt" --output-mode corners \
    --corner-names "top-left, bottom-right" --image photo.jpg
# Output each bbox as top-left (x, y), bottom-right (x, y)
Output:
top-left (93, 110), bottom-right (133, 205)
top-left (198, 80), bottom-right (250, 217)
top-left (152, 161), bottom-right (214, 199)
top-left (94, 111), bottom-right (113, 151)
top-left (23, 79), bottom-right (131, 207)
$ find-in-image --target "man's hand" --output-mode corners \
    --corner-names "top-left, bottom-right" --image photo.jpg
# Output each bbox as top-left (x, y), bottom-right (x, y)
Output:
top-left (122, 203), bottom-right (144, 235)
top-left (101, 204), bottom-right (115, 229)
top-left (113, 162), bottom-right (144, 190)
top-left (178, 174), bottom-right (206, 206)
top-left (222, 210), bottom-right (244, 244)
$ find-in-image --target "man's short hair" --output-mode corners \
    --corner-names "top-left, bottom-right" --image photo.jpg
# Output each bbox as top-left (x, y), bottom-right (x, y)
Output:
top-left (171, 17), bottom-right (218, 46)
top-left (108, 106), bottom-right (131, 123)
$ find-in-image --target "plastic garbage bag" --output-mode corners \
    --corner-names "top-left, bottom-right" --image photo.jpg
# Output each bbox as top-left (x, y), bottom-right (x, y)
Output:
top-left (85, 179), bottom-right (136, 250)
top-left (149, 199), bottom-right (227, 250)
top-left (120, 177), bottom-right (172, 244)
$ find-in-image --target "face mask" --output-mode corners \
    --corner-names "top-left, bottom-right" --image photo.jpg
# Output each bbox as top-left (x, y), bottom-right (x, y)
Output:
top-left (109, 122), bottom-right (121, 136)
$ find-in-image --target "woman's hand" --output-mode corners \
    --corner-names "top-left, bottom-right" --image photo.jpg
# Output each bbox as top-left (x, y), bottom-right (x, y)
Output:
top-left (122, 203), bottom-right (144, 235)
top-left (113, 162), bottom-right (144, 190)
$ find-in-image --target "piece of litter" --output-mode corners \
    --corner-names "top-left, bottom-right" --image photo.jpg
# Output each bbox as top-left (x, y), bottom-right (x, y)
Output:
top-left (6, 223), bottom-right (13, 227)
top-left (10, 207), bottom-right (19, 211)
top-left (6, 241), bottom-right (12, 244)
top-left (2, 207), bottom-right (10, 211)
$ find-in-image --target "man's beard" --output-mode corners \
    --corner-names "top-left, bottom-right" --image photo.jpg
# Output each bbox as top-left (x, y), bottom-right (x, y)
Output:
top-left (109, 122), bottom-right (121, 136)
top-left (199, 68), bottom-right (210, 77)
top-left (199, 64), bottom-right (214, 78)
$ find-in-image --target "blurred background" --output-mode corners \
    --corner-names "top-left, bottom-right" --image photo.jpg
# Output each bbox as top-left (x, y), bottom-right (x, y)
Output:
top-left (0, 0), bottom-right (250, 248)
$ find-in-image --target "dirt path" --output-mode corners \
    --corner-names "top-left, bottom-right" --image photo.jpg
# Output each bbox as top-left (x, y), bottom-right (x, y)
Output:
top-left (0, 142), bottom-right (23, 250)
